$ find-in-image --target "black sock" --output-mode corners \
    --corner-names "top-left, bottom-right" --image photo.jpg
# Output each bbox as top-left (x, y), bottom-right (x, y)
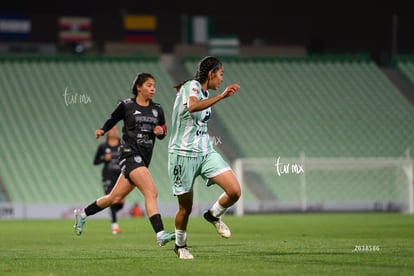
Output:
top-left (112, 203), bottom-right (124, 212)
top-left (109, 203), bottom-right (124, 223)
top-left (149, 213), bottom-right (164, 233)
top-left (84, 201), bottom-right (103, 216)
top-left (203, 210), bottom-right (219, 222)
top-left (110, 205), bottom-right (117, 223)
top-left (117, 203), bottom-right (124, 212)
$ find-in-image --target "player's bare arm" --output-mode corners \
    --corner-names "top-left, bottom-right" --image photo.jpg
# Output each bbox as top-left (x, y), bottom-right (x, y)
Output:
top-left (187, 84), bottom-right (240, 113)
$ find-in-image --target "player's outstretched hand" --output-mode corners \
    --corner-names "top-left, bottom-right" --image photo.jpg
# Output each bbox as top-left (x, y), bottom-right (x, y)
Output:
top-left (221, 83), bottom-right (240, 98)
top-left (95, 129), bottom-right (105, 139)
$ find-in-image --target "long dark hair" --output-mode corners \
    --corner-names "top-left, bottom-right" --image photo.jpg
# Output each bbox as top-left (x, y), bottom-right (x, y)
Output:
top-left (173, 56), bottom-right (221, 92)
top-left (131, 73), bottom-right (155, 96)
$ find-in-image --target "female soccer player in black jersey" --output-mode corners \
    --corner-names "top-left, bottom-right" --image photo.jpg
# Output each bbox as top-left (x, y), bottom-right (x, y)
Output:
top-left (93, 125), bottom-right (124, 234)
top-left (74, 73), bottom-right (175, 246)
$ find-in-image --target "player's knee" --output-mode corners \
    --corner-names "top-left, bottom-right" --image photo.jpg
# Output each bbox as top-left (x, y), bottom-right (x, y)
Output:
top-left (229, 187), bottom-right (241, 201)
top-left (112, 196), bottom-right (124, 204)
top-left (178, 205), bottom-right (192, 217)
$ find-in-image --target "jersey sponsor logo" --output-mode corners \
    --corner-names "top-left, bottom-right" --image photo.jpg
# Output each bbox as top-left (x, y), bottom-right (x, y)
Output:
top-left (135, 116), bottom-right (159, 124)
top-left (196, 129), bottom-right (208, 136)
top-left (136, 133), bottom-right (153, 144)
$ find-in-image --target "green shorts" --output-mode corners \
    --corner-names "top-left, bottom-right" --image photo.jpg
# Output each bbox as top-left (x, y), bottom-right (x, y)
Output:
top-left (168, 151), bottom-right (231, 195)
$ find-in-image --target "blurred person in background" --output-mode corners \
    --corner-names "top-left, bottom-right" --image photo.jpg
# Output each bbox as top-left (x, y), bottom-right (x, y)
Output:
top-left (130, 202), bottom-right (144, 218)
top-left (93, 125), bottom-right (124, 234)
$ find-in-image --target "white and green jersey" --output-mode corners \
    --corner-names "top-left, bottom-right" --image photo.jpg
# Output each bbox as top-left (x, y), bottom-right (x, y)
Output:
top-left (168, 80), bottom-right (213, 157)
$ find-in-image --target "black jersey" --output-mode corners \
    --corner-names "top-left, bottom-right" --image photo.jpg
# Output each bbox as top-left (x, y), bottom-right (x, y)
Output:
top-left (100, 98), bottom-right (166, 167)
top-left (93, 141), bottom-right (121, 182)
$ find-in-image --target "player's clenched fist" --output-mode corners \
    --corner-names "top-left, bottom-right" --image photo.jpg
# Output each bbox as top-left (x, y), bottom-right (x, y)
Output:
top-left (95, 129), bottom-right (105, 139)
top-left (222, 83), bottom-right (240, 97)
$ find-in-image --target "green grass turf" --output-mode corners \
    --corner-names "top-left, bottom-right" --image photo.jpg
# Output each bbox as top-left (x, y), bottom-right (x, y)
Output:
top-left (0, 213), bottom-right (413, 275)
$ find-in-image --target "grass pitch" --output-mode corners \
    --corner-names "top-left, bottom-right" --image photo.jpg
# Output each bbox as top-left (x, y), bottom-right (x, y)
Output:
top-left (0, 213), bottom-right (413, 275)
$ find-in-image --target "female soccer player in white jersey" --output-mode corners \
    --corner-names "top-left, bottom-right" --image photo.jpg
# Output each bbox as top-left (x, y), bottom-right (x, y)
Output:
top-left (168, 56), bottom-right (241, 259)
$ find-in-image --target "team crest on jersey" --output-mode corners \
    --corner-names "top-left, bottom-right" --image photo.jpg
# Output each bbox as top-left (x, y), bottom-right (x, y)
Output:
top-left (152, 108), bottom-right (158, 117)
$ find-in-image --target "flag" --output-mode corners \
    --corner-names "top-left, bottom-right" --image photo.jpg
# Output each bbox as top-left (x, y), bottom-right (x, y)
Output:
top-left (59, 16), bottom-right (91, 43)
top-left (123, 15), bottom-right (156, 43)
top-left (0, 13), bottom-right (31, 40)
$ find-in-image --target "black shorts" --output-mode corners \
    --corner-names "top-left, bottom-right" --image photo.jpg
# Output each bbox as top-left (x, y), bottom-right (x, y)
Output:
top-left (119, 154), bottom-right (147, 181)
top-left (102, 179), bottom-right (116, 194)
top-left (102, 174), bottom-right (119, 194)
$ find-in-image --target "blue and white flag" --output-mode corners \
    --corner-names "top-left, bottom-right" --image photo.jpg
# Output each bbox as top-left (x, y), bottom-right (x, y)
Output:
top-left (0, 13), bottom-right (31, 40)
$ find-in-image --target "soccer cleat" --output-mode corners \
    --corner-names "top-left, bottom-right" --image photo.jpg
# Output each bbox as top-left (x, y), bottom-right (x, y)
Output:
top-left (73, 209), bottom-right (86, 236)
top-left (112, 226), bottom-right (121, 235)
top-left (157, 231), bottom-right (176, 246)
top-left (174, 245), bottom-right (194, 259)
top-left (203, 210), bottom-right (231, 238)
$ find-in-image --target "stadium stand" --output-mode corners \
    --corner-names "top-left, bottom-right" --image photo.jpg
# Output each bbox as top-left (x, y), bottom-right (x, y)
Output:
top-left (184, 55), bottom-right (414, 158)
top-left (0, 56), bottom-right (180, 204)
top-left (396, 55), bottom-right (414, 86)
top-left (1, 54), bottom-right (414, 208)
